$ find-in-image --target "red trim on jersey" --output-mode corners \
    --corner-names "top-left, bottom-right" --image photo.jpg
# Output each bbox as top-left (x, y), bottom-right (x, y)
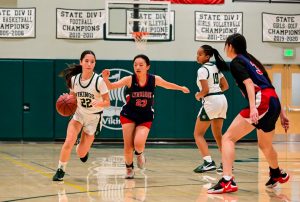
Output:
top-left (125, 95), bottom-right (130, 103)
top-left (120, 115), bottom-right (152, 129)
top-left (240, 88), bottom-right (278, 119)
top-left (135, 74), bottom-right (149, 88)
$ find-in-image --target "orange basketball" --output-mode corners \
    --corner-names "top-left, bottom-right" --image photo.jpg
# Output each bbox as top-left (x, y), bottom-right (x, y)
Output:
top-left (56, 94), bottom-right (77, 117)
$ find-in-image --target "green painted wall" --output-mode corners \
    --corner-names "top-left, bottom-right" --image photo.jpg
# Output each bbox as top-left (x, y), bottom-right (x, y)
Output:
top-left (0, 59), bottom-right (256, 141)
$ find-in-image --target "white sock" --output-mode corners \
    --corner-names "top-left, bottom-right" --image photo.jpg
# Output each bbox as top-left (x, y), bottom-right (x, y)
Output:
top-left (203, 156), bottom-right (212, 163)
top-left (223, 175), bottom-right (232, 181)
top-left (58, 161), bottom-right (67, 171)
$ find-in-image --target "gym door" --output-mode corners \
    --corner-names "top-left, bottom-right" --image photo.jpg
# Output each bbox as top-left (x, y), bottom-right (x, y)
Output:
top-left (266, 64), bottom-right (300, 136)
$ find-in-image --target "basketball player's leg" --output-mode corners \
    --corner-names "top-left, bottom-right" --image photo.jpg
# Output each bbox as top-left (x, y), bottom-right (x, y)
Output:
top-left (133, 125), bottom-right (150, 169)
top-left (222, 114), bottom-right (254, 175)
top-left (211, 118), bottom-right (224, 152)
top-left (76, 113), bottom-right (101, 161)
top-left (76, 131), bottom-right (94, 159)
top-left (134, 125), bottom-right (150, 153)
top-left (53, 119), bottom-right (82, 181)
top-left (194, 118), bottom-right (211, 157)
top-left (122, 122), bottom-right (136, 178)
top-left (207, 114), bottom-right (254, 193)
top-left (122, 123), bottom-right (136, 165)
top-left (257, 129), bottom-right (289, 187)
top-left (193, 118), bottom-right (214, 173)
top-left (257, 129), bottom-right (278, 168)
top-left (60, 119), bottom-right (82, 162)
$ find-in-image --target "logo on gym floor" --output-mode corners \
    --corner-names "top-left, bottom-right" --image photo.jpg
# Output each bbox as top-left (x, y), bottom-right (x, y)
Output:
top-left (102, 68), bottom-right (132, 130)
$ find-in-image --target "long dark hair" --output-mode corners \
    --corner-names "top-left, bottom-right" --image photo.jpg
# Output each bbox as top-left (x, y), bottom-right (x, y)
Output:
top-left (59, 50), bottom-right (96, 88)
top-left (225, 33), bottom-right (271, 83)
top-left (133, 54), bottom-right (150, 66)
top-left (201, 45), bottom-right (229, 72)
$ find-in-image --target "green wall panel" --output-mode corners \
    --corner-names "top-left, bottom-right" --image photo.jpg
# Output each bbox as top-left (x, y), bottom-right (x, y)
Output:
top-left (174, 61), bottom-right (199, 139)
top-left (0, 60), bottom-right (23, 140)
top-left (23, 60), bottom-right (54, 140)
top-left (0, 59), bottom-right (258, 141)
top-left (152, 61), bottom-right (176, 138)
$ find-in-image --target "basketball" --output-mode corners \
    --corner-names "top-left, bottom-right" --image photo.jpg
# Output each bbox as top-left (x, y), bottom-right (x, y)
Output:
top-left (56, 94), bottom-right (77, 117)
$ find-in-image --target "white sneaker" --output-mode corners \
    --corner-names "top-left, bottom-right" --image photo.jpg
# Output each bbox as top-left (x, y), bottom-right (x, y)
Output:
top-left (137, 153), bottom-right (146, 169)
top-left (125, 167), bottom-right (134, 179)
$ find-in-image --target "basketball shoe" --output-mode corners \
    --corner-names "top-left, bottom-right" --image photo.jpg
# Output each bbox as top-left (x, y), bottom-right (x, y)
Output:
top-left (193, 160), bottom-right (216, 173)
top-left (137, 153), bottom-right (146, 169)
top-left (207, 177), bottom-right (238, 194)
top-left (216, 163), bottom-right (234, 173)
top-left (265, 169), bottom-right (289, 188)
top-left (80, 152), bottom-right (89, 163)
top-left (125, 167), bottom-right (135, 179)
top-left (53, 168), bottom-right (65, 181)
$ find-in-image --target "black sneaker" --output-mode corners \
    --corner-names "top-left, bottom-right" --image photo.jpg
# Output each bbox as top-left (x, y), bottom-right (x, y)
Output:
top-left (80, 152), bottom-right (89, 163)
top-left (216, 163), bottom-right (223, 173)
top-left (53, 168), bottom-right (65, 181)
top-left (265, 169), bottom-right (289, 188)
top-left (207, 177), bottom-right (238, 194)
top-left (216, 163), bottom-right (234, 173)
top-left (193, 160), bottom-right (216, 173)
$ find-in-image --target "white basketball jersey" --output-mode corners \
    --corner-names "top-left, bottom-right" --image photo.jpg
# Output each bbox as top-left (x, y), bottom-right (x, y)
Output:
top-left (71, 72), bottom-right (108, 114)
top-left (196, 62), bottom-right (224, 94)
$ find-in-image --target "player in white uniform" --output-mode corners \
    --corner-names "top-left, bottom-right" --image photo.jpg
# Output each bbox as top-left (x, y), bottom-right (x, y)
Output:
top-left (193, 45), bottom-right (229, 173)
top-left (53, 50), bottom-right (110, 181)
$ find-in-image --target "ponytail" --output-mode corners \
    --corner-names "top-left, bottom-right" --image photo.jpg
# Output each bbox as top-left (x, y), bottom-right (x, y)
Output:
top-left (59, 64), bottom-right (82, 89)
top-left (201, 45), bottom-right (229, 72)
top-left (212, 48), bottom-right (229, 72)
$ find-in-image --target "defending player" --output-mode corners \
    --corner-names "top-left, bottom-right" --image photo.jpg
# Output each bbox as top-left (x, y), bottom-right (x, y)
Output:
top-left (208, 34), bottom-right (289, 194)
top-left (102, 54), bottom-right (190, 179)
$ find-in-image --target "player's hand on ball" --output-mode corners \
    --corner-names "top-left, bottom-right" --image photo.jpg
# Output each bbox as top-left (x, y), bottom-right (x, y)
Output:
top-left (101, 69), bottom-right (110, 79)
top-left (181, 86), bottom-right (190, 93)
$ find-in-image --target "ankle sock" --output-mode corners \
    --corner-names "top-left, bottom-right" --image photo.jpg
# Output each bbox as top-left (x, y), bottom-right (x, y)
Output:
top-left (134, 150), bottom-right (143, 155)
top-left (126, 162), bottom-right (134, 168)
top-left (203, 156), bottom-right (212, 163)
top-left (223, 175), bottom-right (232, 181)
top-left (58, 161), bottom-right (67, 171)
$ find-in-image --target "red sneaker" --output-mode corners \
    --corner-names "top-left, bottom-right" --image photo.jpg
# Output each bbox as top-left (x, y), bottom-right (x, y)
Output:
top-left (207, 177), bottom-right (238, 194)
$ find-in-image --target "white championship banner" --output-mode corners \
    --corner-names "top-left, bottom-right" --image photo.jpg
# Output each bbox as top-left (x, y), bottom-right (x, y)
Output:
top-left (56, 8), bottom-right (105, 39)
top-left (0, 8), bottom-right (35, 38)
top-left (126, 10), bottom-right (175, 40)
top-left (195, 11), bottom-right (242, 42)
top-left (262, 13), bottom-right (300, 43)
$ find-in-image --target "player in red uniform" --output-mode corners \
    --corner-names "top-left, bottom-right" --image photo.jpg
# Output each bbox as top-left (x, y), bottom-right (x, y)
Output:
top-left (102, 54), bottom-right (190, 179)
top-left (208, 33), bottom-right (290, 194)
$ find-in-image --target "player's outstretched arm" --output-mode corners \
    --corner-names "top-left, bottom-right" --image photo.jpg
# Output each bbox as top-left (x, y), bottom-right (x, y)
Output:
top-left (155, 75), bottom-right (190, 93)
top-left (102, 69), bottom-right (131, 90)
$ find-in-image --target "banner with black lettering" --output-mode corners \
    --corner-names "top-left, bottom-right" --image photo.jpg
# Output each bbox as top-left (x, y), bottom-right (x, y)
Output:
top-left (262, 13), bottom-right (300, 43)
top-left (56, 8), bottom-right (105, 40)
top-left (0, 8), bottom-right (35, 38)
top-left (126, 10), bottom-right (175, 40)
top-left (195, 11), bottom-right (243, 41)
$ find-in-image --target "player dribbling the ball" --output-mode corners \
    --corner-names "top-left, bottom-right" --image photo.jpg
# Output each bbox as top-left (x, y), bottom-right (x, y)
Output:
top-left (53, 50), bottom-right (110, 181)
